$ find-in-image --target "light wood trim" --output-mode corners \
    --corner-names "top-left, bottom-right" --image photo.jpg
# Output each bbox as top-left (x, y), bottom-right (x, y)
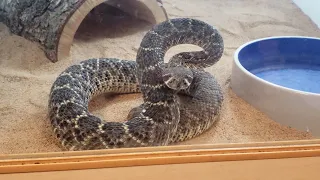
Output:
top-left (0, 139), bottom-right (319, 174)
top-left (2, 157), bottom-right (318, 180)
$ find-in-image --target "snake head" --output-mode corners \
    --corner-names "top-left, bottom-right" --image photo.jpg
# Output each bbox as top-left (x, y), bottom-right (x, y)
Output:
top-left (162, 66), bottom-right (193, 91)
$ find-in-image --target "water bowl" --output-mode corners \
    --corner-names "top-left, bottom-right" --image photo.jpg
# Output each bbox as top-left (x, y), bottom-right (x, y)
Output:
top-left (231, 36), bottom-right (320, 137)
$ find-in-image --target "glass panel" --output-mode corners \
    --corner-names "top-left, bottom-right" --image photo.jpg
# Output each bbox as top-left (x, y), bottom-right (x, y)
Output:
top-left (0, 0), bottom-right (318, 158)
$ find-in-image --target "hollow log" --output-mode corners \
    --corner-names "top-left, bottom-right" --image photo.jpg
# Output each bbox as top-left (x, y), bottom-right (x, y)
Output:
top-left (0, 0), bottom-right (168, 63)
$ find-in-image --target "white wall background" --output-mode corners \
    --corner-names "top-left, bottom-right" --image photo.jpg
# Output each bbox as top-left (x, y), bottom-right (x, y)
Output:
top-left (292, 0), bottom-right (320, 28)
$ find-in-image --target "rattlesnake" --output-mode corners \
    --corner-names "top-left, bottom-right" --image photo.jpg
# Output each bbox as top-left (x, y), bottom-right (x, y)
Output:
top-left (48, 18), bottom-right (224, 151)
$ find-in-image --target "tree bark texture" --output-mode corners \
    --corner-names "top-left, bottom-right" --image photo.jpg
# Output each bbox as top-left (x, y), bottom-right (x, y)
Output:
top-left (0, 0), bottom-right (86, 62)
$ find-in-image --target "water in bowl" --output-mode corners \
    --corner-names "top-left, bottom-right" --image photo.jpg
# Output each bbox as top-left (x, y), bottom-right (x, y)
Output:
top-left (252, 65), bottom-right (320, 94)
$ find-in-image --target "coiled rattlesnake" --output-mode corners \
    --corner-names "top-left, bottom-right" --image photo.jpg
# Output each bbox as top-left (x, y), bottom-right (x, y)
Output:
top-left (48, 18), bottom-right (224, 150)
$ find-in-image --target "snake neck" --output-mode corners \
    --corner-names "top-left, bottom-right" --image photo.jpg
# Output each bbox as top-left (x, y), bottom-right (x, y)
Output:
top-left (136, 18), bottom-right (224, 71)
top-left (136, 18), bottom-right (224, 97)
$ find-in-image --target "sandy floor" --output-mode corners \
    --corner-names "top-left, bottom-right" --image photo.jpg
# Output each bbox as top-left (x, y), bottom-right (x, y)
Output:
top-left (0, 0), bottom-right (319, 154)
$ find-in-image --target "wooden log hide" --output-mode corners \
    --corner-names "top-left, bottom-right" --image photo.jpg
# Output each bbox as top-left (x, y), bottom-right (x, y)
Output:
top-left (0, 0), bottom-right (168, 63)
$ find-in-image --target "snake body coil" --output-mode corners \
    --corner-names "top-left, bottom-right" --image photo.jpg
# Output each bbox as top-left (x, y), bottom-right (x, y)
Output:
top-left (48, 18), bottom-right (224, 150)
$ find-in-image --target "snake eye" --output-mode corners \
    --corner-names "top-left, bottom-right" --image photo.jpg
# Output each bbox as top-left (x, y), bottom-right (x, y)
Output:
top-left (186, 74), bottom-right (193, 82)
top-left (183, 79), bottom-right (191, 87)
top-left (162, 73), bottom-right (173, 83)
top-left (162, 73), bottom-right (171, 79)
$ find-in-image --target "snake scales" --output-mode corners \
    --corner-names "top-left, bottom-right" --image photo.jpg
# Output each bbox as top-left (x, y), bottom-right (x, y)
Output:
top-left (48, 18), bottom-right (224, 151)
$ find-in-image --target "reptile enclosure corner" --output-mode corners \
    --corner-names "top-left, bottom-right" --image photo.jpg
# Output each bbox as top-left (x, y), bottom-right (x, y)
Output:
top-left (0, 0), bottom-right (168, 63)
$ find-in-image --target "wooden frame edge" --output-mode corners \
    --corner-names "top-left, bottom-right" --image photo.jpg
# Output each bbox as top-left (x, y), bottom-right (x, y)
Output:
top-left (0, 139), bottom-right (320, 174)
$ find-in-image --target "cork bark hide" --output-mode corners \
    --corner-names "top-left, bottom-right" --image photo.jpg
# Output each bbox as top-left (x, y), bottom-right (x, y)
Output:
top-left (0, 0), bottom-right (168, 63)
top-left (0, 0), bottom-right (86, 62)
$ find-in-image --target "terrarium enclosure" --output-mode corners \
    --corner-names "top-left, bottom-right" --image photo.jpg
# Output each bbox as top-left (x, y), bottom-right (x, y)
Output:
top-left (0, 0), bottom-right (319, 176)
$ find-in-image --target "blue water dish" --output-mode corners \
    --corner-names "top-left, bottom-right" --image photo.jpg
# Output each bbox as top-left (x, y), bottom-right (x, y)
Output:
top-left (231, 36), bottom-right (320, 137)
top-left (237, 36), bottom-right (320, 94)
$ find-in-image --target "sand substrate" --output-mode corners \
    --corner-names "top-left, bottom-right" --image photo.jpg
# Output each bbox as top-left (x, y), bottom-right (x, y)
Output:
top-left (0, 0), bottom-right (319, 154)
